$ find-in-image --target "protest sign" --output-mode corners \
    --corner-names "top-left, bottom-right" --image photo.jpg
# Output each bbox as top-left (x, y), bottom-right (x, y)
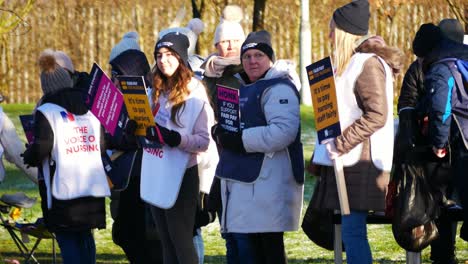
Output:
top-left (86, 63), bottom-right (126, 136)
top-left (216, 85), bottom-right (240, 133)
top-left (19, 114), bottom-right (34, 144)
top-left (307, 56), bottom-right (349, 215)
top-left (307, 56), bottom-right (341, 143)
top-left (117, 76), bottom-right (154, 136)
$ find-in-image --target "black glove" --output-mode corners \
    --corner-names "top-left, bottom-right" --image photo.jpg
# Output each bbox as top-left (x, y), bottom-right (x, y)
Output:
top-left (21, 146), bottom-right (39, 168)
top-left (124, 119), bottom-right (137, 135)
top-left (146, 124), bottom-right (181, 147)
top-left (211, 124), bottom-right (245, 153)
top-left (397, 109), bottom-right (418, 153)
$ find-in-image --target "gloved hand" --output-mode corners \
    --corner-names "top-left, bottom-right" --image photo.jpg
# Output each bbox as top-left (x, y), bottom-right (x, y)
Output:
top-left (325, 140), bottom-right (340, 160)
top-left (21, 145), bottom-right (39, 168)
top-left (157, 124), bottom-right (181, 147)
top-left (146, 124), bottom-right (181, 147)
top-left (211, 124), bottom-right (245, 153)
top-left (397, 109), bottom-right (417, 153)
top-left (124, 119), bottom-right (137, 135)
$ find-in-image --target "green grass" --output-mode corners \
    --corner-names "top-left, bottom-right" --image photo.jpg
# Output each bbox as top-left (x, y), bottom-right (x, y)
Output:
top-left (1, 104), bottom-right (467, 263)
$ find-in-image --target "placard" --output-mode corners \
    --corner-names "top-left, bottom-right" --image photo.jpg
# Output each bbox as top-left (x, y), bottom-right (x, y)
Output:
top-left (306, 56), bottom-right (341, 143)
top-left (86, 63), bottom-right (126, 136)
top-left (19, 114), bottom-right (34, 144)
top-left (216, 85), bottom-right (240, 133)
top-left (117, 75), bottom-right (154, 136)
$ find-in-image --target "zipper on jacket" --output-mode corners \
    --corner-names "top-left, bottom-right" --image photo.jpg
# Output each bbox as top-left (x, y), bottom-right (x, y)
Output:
top-left (223, 183), bottom-right (230, 233)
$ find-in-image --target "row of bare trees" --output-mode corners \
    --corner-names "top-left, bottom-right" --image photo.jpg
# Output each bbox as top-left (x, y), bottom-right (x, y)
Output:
top-left (0, 0), bottom-right (466, 103)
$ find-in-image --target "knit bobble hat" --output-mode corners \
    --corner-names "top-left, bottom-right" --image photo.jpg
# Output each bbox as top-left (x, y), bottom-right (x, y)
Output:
top-left (159, 18), bottom-right (205, 56)
top-left (412, 23), bottom-right (442, 58)
top-left (54, 50), bottom-right (74, 73)
top-left (241, 30), bottom-right (275, 62)
top-left (438, 18), bottom-right (465, 44)
top-left (333, 0), bottom-right (370, 36)
top-left (38, 49), bottom-right (73, 95)
top-left (154, 32), bottom-right (190, 66)
top-left (214, 5), bottom-right (246, 45)
top-left (109, 31), bottom-right (141, 63)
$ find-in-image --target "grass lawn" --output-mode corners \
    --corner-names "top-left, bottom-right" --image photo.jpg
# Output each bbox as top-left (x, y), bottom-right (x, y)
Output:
top-left (0, 104), bottom-right (467, 263)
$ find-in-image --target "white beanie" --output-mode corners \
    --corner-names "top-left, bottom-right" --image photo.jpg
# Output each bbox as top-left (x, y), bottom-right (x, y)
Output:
top-left (213, 5), bottom-right (245, 45)
top-left (109, 31), bottom-right (141, 63)
top-left (159, 18), bottom-right (205, 55)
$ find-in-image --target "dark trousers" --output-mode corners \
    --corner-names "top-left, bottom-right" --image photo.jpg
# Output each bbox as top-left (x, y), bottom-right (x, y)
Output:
top-left (55, 230), bottom-right (95, 264)
top-left (111, 151), bottom-right (163, 264)
top-left (425, 157), bottom-right (457, 263)
top-left (151, 166), bottom-right (199, 264)
top-left (452, 133), bottom-right (468, 241)
top-left (430, 209), bottom-right (457, 263)
top-left (251, 232), bottom-right (288, 264)
top-left (224, 233), bottom-right (256, 264)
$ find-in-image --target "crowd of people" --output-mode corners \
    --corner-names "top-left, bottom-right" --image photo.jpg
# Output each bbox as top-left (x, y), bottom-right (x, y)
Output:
top-left (0, 0), bottom-right (466, 263)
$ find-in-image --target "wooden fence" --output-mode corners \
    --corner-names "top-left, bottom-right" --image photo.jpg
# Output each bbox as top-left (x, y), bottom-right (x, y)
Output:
top-left (0, 0), bottom-right (464, 103)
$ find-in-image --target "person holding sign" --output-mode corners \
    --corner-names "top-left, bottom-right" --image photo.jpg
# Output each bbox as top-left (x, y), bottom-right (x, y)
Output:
top-left (211, 30), bottom-right (304, 263)
top-left (310, 1), bottom-right (404, 264)
top-left (143, 32), bottom-right (216, 263)
top-left (22, 49), bottom-right (111, 264)
top-left (108, 42), bottom-right (163, 264)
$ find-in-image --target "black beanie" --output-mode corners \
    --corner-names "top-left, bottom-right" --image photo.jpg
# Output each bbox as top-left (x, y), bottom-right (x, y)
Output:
top-left (333, 0), bottom-right (370, 36)
top-left (438, 18), bottom-right (465, 44)
top-left (412, 23), bottom-right (442, 58)
top-left (240, 30), bottom-right (275, 62)
top-left (110, 50), bottom-right (150, 76)
top-left (154, 32), bottom-right (189, 66)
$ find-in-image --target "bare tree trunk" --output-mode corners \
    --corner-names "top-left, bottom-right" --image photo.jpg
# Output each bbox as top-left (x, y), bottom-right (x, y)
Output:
top-left (253, 0), bottom-right (266, 31)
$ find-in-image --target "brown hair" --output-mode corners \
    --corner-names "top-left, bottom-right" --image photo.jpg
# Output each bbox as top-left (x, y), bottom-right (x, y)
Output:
top-left (151, 53), bottom-right (193, 127)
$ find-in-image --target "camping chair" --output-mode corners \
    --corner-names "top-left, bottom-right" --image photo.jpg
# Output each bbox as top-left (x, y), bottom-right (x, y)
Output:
top-left (0, 192), bottom-right (56, 264)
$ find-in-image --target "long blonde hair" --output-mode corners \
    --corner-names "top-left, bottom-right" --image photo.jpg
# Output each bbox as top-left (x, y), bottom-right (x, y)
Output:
top-left (151, 53), bottom-right (193, 127)
top-left (331, 19), bottom-right (362, 76)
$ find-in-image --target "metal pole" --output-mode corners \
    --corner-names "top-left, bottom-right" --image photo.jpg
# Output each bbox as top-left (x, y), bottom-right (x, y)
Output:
top-left (300, 0), bottom-right (312, 105)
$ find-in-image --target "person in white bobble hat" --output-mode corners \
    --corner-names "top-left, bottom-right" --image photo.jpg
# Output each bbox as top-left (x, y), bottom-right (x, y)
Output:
top-left (109, 31), bottom-right (141, 63)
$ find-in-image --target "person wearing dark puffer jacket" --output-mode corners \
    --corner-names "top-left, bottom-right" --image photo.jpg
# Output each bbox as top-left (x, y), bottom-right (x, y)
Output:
top-left (108, 48), bottom-right (163, 264)
top-left (412, 23), bottom-right (468, 249)
top-left (22, 49), bottom-right (110, 264)
top-left (398, 19), bottom-right (465, 264)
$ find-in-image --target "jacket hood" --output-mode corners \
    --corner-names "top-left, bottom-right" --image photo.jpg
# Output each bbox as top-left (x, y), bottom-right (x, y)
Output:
top-left (264, 60), bottom-right (301, 91)
top-left (423, 37), bottom-right (468, 72)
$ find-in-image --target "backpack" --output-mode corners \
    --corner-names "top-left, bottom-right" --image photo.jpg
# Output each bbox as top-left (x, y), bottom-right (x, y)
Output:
top-left (436, 58), bottom-right (468, 149)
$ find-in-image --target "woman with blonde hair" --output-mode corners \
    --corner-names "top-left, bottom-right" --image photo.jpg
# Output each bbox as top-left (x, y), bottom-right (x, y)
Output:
top-left (311, 0), bottom-right (404, 263)
top-left (141, 32), bottom-right (216, 263)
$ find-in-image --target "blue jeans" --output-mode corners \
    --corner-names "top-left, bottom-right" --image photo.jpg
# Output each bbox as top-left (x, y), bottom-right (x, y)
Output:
top-left (193, 228), bottom-right (204, 264)
top-left (341, 211), bottom-right (372, 264)
top-left (55, 230), bottom-right (96, 264)
top-left (223, 233), bottom-right (256, 264)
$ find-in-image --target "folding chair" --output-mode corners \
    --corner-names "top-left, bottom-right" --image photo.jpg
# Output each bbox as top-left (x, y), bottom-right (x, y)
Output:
top-left (0, 193), bottom-right (56, 264)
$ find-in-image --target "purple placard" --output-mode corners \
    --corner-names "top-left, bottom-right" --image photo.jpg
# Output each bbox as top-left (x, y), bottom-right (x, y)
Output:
top-left (19, 114), bottom-right (34, 144)
top-left (87, 63), bottom-right (124, 136)
top-left (216, 85), bottom-right (240, 133)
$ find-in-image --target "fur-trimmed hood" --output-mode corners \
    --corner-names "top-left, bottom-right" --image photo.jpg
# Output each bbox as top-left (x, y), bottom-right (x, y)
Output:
top-left (355, 35), bottom-right (405, 76)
